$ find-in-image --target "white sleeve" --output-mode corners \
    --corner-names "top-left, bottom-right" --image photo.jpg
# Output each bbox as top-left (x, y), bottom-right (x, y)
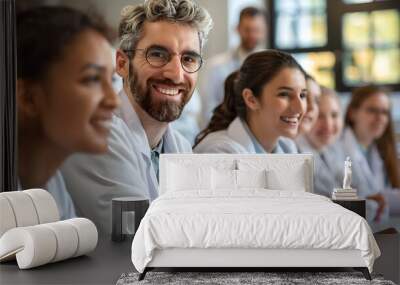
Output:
top-left (194, 139), bottom-right (247, 154)
top-left (61, 117), bottom-right (148, 234)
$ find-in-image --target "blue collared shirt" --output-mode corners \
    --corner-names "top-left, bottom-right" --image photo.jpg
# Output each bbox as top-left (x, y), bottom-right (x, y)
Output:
top-left (150, 138), bottom-right (164, 182)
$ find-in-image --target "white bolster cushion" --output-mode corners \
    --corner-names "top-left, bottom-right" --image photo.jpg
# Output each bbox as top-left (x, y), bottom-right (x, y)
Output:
top-left (24, 189), bottom-right (60, 223)
top-left (0, 196), bottom-right (17, 237)
top-left (42, 221), bottom-right (79, 262)
top-left (64, 218), bottom-right (98, 257)
top-left (0, 218), bottom-right (98, 269)
top-left (0, 191), bottom-right (39, 228)
top-left (0, 189), bottom-right (60, 238)
top-left (0, 225), bottom-right (57, 268)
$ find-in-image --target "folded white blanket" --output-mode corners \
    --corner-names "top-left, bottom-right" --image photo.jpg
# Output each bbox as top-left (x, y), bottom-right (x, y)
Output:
top-left (131, 190), bottom-right (380, 273)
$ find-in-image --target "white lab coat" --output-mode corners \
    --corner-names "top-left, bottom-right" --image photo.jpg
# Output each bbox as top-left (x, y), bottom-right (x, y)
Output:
top-left (339, 127), bottom-right (392, 222)
top-left (194, 117), bottom-right (298, 154)
top-left (296, 135), bottom-right (344, 197)
top-left (61, 90), bottom-right (192, 234)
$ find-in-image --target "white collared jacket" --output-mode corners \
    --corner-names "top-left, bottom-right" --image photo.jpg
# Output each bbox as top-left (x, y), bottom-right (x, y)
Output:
top-left (194, 117), bottom-right (298, 154)
top-left (61, 90), bottom-right (192, 234)
top-left (296, 135), bottom-right (344, 197)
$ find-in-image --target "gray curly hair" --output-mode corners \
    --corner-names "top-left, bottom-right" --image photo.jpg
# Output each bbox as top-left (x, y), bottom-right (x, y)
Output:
top-left (119, 0), bottom-right (213, 52)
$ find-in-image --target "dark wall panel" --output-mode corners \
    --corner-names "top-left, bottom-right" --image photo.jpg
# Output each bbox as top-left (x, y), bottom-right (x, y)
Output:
top-left (0, 0), bottom-right (17, 192)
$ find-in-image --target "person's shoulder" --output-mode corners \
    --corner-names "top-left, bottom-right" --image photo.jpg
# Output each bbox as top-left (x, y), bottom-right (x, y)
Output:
top-left (46, 170), bottom-right (67, 193)
top-left (194, 130), bottom-right (246, 154)
top-left (294, 135), bottom-right (312, 153)
top-left (337, 127), bottom-right (357, 154)
top-left (109, 115), bottom-right (131, 140)
top-left (46, 170), bottom-right (76, 219)
top-left (278, 137), bottom-right (298, 153)
top-left (339, 127), bottom-right (353, 142)
top-left (167, 126), bottom-right (193, 152)
top-left (107, 115), bottom-right (142, 153)
top-left (327, 141), bottom-right (345, 155)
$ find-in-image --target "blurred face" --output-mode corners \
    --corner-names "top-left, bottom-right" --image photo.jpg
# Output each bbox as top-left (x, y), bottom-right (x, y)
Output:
top-left (351, 92), bottom-right (390, 145)
top-left (238, 15), bottom-right (266, 51)
top-left (121, 21), bottom-right (199, 122)
top-left (307, 95), bottom-right (342, 150)
top-left (21, 29), bottom-right (119, 154)
top-left (298, 79), bottom-right (321, 135)
top-left (250, 67), bottom-right (307, 140)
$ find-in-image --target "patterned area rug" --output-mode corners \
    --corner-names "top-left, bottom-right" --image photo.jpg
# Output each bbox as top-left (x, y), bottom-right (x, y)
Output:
top-left (116, 271), bottom-right (396, 285)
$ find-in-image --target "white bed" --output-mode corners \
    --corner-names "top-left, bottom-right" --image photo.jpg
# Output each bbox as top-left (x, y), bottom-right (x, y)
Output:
top-left (131, 154), bottom-right (380, 280)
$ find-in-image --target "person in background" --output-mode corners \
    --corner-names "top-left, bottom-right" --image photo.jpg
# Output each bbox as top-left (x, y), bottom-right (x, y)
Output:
top-left (296, 87), bottom-right (344, 197)
top-left (16, 6), bottom-right (120, 219)
top-left (341, 85), bottom-right (400, 224)
top-left (296, 74), bottom-right (321, 137)
top-left (194, 50), bottom-right (307, 154)
top-left (61, 0), bottom-right (213, 234)
top-left (200, 6), bottom-right (268, 127)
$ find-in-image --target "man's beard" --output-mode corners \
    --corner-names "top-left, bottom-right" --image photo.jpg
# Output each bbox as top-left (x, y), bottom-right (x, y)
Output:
top-left (241, 38), bottom-right (263, 53)
top-left (128, 63), bottom-right (191, 122)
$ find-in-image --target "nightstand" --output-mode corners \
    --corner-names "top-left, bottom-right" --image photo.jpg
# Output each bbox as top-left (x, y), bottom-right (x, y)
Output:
top-left (111, 197), bottom-right (149, 242)
top-left (332, 199), bottom-right (366, 218)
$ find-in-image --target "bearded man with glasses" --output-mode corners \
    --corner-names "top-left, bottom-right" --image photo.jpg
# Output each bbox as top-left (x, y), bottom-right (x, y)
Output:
top-left (61, 0), bottom-right (213, 234)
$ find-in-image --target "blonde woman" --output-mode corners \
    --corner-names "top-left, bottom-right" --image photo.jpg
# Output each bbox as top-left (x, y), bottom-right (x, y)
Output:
top-left (297, 87), bottom-right (344, 197)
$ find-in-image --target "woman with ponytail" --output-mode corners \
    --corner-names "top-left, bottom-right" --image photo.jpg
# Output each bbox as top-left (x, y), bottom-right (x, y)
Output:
top-left (194, 50), bottom-right (307, 154)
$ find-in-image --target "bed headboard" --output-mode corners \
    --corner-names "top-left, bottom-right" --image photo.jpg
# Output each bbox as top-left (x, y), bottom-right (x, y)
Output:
top-left (159, 154), bottom-right (314, 195)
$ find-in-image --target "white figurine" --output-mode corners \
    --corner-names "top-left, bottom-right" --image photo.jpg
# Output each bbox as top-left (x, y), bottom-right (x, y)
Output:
top-left (343, 156), bottom-right (352, 189)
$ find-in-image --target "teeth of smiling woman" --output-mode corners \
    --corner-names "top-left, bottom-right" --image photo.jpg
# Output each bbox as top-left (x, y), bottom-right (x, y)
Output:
top-left (157, 87), bottom-right (179, 96)
top-left (99, 120), bottom-right (112, 129)
top-left (95, 120), bottom-right (112, 129)
top-left (281, 116), bottom-right (299, 123)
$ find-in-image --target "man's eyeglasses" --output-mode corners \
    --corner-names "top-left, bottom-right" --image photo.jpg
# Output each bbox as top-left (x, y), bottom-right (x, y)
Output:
top-left (123, 46), bottom-right (203, 73)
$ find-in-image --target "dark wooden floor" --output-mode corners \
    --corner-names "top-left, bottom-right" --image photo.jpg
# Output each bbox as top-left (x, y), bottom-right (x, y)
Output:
top-left (373, 233), bottom-right (400, 284)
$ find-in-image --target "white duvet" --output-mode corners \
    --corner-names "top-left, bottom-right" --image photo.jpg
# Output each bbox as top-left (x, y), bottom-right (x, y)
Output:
top-left (131, 190), bottom-right (380, 273)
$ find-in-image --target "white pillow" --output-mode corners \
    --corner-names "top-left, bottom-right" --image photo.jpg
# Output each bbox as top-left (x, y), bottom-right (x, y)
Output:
top-left (212, 168), bottom-right (236, 190)
top-left (237, 159), bottom-right (308, 192)
top-left (236, 169), bottom-right (267, 189)
top-left (267, 168), bottom-right (306, 191)
top-left (167, 163), bottom-right (212, 191)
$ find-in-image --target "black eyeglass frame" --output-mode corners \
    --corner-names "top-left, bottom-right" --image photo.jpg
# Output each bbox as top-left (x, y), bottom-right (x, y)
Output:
top-left (123, 47), bottom-right (204, 74)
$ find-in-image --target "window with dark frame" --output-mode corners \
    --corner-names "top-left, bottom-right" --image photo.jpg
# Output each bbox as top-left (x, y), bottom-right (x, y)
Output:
top-left (268, 0), bottom-right (400, 92)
